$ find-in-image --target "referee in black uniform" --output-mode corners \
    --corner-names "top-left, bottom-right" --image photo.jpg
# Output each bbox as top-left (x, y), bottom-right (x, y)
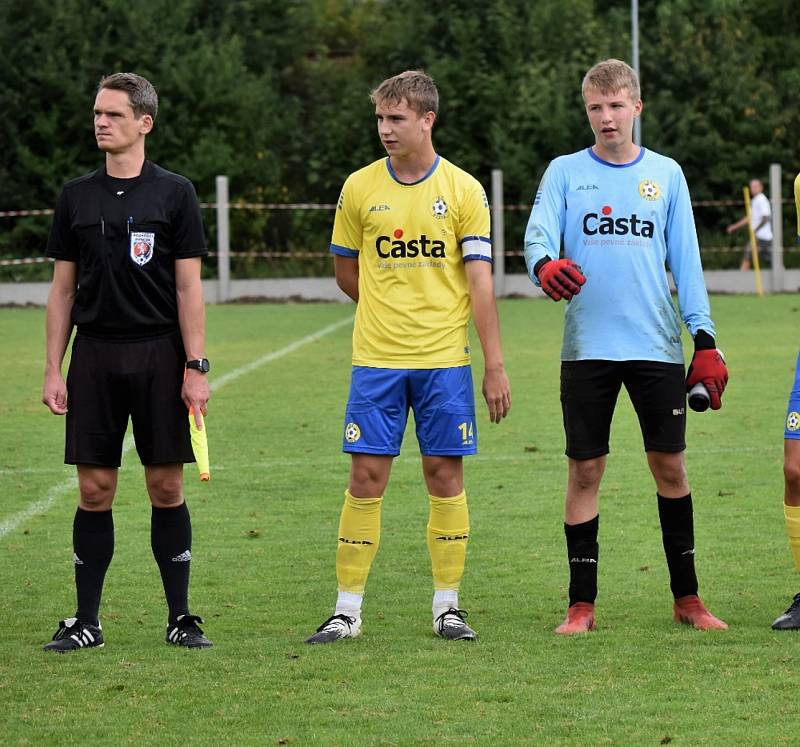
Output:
top-left (42, 72), bottom-right (212, 652)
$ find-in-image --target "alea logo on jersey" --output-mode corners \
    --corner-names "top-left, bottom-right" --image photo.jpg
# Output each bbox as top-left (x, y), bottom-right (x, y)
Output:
top-left (583, 206), bottom-right (655, 238)
top-left (376, 228), bottom-right (446, 258)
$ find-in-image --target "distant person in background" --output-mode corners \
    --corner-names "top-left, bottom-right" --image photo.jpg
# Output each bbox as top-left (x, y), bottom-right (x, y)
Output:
top-left (773, 172), bottom-right (800, 630)
top-left (41, 72), bottom-right (212, 652)
top-left (305, 70), bottom-right (510, 645)
top-left (726, 178), bottom-right (772, 271)
top-left (523, 58), bottom-right (729, 635)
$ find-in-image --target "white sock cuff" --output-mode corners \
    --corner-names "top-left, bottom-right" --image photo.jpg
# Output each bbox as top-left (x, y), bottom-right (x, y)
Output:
top-left (433, 589), bottom-right (458, 614)
top-left (335, 591), bottom-right (363, 615)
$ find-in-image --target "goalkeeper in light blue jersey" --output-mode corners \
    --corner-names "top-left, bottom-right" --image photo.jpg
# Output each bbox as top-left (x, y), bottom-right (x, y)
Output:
top-left (523, 59), bottom-right (729, 635)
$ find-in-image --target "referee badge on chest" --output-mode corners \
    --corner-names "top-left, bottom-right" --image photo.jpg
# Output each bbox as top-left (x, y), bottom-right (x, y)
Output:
top-left (130, 232), bottom-right (155, 266)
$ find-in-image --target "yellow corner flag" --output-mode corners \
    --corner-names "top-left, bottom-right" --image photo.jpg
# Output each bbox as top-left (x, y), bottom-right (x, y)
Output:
top-left (188, 407), bottom-right (210, 482)
top-left (743, 185), bottom-right (764, 296)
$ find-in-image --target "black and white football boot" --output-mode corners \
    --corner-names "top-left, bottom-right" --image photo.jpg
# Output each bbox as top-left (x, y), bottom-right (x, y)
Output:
top-left (772, 593), bottom-right (800, 630)
top-left (305, 613), bottom-right (362, 644)
top-left (434, 608), bottom-right (477, 641)
top-left (44, 617), bottom-right (104, 653)
top-left (166, 614), bottom-right (213, 648)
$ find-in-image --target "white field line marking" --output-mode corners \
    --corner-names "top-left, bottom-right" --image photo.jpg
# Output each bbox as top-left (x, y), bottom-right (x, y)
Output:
top-left (209, 316), bottom-right (352, 391)
top-left (0, 475), bottom-right (78, 538)
top-left (0, 315), bottom-right (353, 540)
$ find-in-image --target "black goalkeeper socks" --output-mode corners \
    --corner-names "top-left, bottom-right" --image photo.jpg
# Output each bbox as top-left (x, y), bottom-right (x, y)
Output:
top-left (657, 493), bottom-right (699, 598)
top-left (73, 507), bottom-right (114, 626)
top-left (565, 514), bottom-right (599, 606)
top-left (151, 502), bottom-right (192, 623)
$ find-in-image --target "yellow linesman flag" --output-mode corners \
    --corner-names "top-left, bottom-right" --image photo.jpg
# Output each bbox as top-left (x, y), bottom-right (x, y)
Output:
top-left (188, 407), bottom-right (210, 482)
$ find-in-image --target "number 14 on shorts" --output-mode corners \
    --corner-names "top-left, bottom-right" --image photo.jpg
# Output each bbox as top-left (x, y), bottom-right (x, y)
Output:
top-left (458, 421), bottom-right (474, 445)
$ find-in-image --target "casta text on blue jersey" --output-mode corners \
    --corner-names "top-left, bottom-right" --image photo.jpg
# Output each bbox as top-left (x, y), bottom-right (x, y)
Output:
top-left (582, 211), bottom-right (655, 238)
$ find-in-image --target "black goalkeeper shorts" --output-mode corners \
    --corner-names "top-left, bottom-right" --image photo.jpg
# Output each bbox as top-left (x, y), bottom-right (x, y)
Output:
top-left (64, 331), bottom-right (194, 467)
top-left (560, 359), bottom-right (687, 460)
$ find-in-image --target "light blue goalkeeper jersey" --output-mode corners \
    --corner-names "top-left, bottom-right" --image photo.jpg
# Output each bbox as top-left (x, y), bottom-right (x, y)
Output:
top-left (524, 147), bottom-right (714, 363)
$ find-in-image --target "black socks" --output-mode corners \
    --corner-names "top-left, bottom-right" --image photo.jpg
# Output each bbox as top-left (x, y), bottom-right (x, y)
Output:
top-left (657, 493), bottom-right (698, 598)
top-left (151, 502), bottom-right (192, 623)
top-left (565, 514), bottom-right (599, 606)
top-left (73, 507), bottom-right (114, 626)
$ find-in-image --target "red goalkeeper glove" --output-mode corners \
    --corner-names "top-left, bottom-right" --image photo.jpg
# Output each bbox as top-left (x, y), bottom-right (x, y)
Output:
top-left (686, 348), bottom-right (728, 411)
top-left (536, 258), bottom-right (586, 301)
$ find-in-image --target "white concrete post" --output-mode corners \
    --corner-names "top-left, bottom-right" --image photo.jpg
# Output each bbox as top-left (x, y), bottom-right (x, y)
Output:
top-left (215, 175), bottom-right (230, 303)
top-left (491, 169), bottom-right (505, 297)
top-left (770, 163), bottom-right (783, 293)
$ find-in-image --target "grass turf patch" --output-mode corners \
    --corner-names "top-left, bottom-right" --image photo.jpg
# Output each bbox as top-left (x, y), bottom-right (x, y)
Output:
top-left (2, 296), bottom-right (799, 745)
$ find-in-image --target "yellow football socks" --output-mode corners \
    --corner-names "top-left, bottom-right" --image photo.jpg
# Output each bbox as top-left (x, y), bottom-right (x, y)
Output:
top-left (427, 492), bottom-right (469, 591)
top-left (336, 490), bottom-right (381, 594)
top-left (785, 503), bottom-right (800, 571)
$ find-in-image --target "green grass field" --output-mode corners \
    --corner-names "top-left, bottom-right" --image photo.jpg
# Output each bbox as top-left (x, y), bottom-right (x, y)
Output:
top-left (2, 296), bottom-right (800, 746)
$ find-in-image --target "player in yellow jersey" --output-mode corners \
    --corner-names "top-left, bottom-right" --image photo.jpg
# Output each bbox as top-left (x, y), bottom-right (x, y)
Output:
top-left (306, 70), bottom-right (511, 644)
top-left (773, 172), bottom-right (800, 629)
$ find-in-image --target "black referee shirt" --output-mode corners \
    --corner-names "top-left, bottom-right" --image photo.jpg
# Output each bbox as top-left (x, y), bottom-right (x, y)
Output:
top-left (46, 160), bottom-right (207, 340)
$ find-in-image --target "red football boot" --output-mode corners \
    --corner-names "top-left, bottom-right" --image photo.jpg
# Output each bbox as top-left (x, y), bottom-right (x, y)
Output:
top-left (555, 602), bottom-right (596, 635)
top-left (673, 594), bottom-right (728, 630)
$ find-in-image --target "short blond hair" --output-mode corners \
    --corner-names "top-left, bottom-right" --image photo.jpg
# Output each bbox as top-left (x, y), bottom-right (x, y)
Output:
top-left (582, 59), bottom-right (640, 101)
top-left (370, 70), bottom-right (438, 117)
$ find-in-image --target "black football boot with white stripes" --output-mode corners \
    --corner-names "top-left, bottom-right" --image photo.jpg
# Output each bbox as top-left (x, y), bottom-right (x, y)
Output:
top-left (772, 593), bottom-right (800, 630)
top-left (305, 613), bottom-right (362, 644)
top-left (44, 617), bottom-right (104, 653)
top-left (434, 608), bottom-right (477, 640)
top-left (165, 614), bottom-right (213, 648)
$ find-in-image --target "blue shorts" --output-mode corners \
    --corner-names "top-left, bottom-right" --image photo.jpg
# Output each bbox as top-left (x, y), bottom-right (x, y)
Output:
top-left (785, 352), bottom-right (800, 440)
top-left (342, 366), bottom-right (477, 456)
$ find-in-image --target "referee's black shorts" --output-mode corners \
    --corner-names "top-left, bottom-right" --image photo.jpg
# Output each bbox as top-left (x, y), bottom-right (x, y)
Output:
top-left (560, 359), bottom-right (687, 460)
top-left (65, 331), bottom-right (194, 467)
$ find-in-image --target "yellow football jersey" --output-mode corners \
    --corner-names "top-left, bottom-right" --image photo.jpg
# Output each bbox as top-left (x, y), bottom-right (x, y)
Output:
top-left (330, 156), bottom-right (491, 368)
top-left (795, 172), bottom-right (800, 240)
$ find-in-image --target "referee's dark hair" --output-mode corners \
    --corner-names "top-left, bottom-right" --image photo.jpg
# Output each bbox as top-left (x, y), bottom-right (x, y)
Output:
top-left (97, 72), bottom-right (158, 121)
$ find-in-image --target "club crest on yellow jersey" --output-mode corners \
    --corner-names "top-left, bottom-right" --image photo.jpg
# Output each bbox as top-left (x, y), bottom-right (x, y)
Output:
top-left (432, 196), bottom-right (448, 219)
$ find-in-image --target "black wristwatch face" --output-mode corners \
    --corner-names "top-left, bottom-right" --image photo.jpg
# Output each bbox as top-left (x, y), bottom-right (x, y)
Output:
top-left (186, 358), bottom-right (210, 373)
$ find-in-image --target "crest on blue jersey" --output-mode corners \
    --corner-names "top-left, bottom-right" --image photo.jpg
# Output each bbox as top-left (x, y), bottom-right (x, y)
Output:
top-left (639, 180), bottom-right (661, 201)
top-left (788, 412), bottom-right (800, 432)
top-left (130, 232), bottom-right (155, 266)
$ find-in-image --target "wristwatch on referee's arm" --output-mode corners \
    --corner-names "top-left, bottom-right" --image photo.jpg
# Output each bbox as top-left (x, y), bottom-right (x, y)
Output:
top-left (186, 358), bottom-right (210, 374)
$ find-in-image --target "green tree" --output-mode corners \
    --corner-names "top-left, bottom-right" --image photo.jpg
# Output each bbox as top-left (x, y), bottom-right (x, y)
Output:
top-left (2, 0), bottom-right (799, 278)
